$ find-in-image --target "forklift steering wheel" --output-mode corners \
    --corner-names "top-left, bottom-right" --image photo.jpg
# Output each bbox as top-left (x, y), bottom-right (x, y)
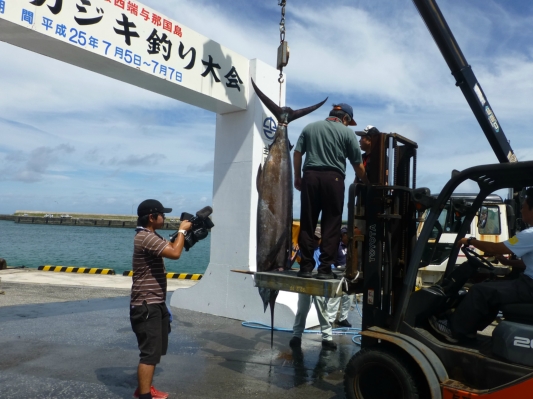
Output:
top-left (461, 246), bottom-right (496, 271)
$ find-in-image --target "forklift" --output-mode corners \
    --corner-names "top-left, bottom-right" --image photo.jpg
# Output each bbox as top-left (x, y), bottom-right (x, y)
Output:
top-left (342, 130), bottom-right (533, 399)
top-left (341, 1), bottom-right (533, 398)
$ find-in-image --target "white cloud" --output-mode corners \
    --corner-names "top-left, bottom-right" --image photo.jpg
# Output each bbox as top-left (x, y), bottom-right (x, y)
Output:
top-left (0, 0), bottom-right (532, 216)
top-left (0, 143), bottom-right (75, 182)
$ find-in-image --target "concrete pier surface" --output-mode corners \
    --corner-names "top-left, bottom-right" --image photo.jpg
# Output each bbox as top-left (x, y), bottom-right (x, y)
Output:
top-left (0, 268), bottom-right (197, 290)
top-left (0, 270), bottom-right (361, 399)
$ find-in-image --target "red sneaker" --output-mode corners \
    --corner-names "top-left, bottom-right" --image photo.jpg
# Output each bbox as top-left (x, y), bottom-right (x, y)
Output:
top-left (150, 386), bottom-right (169, 399)
top-left (133, 386), bottom-right (169, 399)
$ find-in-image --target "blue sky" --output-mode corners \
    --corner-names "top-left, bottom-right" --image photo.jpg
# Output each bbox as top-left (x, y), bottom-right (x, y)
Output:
top-left (0, 0), bottom-right (532, 218)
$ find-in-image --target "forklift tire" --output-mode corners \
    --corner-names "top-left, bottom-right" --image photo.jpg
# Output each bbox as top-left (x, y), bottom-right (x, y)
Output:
top-left (344, 347), bottom-right (420, 399)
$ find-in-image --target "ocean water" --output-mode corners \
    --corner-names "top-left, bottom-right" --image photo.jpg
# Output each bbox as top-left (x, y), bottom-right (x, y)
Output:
top-left (0, 220), bottom-right (210, 274)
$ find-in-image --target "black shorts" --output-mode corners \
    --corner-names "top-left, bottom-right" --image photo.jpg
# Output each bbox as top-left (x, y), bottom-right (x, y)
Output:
top-left (130, 301), bottom-right (169, 365)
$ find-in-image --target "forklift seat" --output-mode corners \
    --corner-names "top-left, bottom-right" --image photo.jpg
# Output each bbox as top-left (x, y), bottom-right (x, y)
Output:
top-left (500, 303), bottom-right (533, 325)
top-left (493, 305), bottom-right (533, 367)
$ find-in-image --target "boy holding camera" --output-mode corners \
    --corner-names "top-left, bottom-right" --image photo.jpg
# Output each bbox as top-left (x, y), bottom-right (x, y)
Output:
top-left (130, 199), bottom-right (192, 399)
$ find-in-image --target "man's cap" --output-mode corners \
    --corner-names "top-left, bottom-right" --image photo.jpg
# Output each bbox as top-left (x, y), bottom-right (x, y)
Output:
top-left (341, 226), bottom-right (348, 235)
top-left (332, 103), bottom-right (357, 126)
top-left (137, 199), bottom-right (172, 217)
top-left (356, 125), bottom-right (380, 136)
top-left (314, 227), bottom-right (322, 239)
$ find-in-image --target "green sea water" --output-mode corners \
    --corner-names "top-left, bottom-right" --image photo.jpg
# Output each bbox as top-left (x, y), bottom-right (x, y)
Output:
top-left (0, 220), bottom-right (210, 274)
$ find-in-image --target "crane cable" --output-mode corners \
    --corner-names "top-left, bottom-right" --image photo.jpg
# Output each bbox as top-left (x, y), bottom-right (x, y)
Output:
top-left (278, 0), bottom-right (286, 106)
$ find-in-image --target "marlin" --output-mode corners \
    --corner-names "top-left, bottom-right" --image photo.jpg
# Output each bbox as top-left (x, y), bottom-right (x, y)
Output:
top-left (251, 79), bottom-right (327, 346)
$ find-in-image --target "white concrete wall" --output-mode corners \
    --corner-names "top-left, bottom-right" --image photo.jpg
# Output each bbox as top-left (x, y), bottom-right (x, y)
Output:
top-left (171, 59), bottom-right (319, 329)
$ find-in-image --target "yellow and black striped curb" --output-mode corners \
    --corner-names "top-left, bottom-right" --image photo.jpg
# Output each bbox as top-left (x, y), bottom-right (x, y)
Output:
top-left (38, 265), bottom-right (116, 275)
top-left (122, 271), bottom-right (203, 280)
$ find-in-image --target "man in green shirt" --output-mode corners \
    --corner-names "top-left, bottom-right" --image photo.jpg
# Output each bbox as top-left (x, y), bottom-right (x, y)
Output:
top-left (294, 103), bottom-right (368, 279)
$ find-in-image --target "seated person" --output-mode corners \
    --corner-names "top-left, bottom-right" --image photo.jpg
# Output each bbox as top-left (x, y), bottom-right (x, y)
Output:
top-left (478, 209), bottom-right (488, 229)
top-left (429, 188), bottom-right (533, 343)
top-left (478, 209), bottom-right (500, 235)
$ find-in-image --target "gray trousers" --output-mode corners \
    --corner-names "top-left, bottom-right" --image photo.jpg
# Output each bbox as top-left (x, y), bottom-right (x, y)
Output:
top-left (292, 294), bottom-right (333, 341)
top-left (327, 294), bottom-right (354, 322)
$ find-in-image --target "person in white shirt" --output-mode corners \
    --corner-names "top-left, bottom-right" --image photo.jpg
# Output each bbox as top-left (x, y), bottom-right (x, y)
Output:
top-left (327, 227), bottom-right (354, 328)
top-left (430, 188), bottom-right (533, 343)
top-left (290, 228), bottom-right (337, 350)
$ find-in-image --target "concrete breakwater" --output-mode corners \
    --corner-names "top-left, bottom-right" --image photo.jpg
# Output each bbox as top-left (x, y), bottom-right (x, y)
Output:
top-left (0, 214), bottom-right (179, 230)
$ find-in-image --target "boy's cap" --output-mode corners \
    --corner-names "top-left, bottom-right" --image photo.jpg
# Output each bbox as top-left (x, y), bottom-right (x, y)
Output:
top-left (137, 199), bottom-right (172, 217)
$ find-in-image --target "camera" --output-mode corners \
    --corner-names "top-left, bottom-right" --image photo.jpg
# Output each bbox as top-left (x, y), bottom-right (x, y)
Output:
top-left (169, 206), bottom-right (214, 251)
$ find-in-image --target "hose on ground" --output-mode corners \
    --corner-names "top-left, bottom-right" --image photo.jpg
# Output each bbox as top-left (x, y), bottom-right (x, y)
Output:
top-left (242, 296), bottom-right (363, 345)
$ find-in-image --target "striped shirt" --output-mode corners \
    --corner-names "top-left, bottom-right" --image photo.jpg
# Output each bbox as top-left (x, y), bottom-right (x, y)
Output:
top-left (130, 228), bottom-right (169, 306)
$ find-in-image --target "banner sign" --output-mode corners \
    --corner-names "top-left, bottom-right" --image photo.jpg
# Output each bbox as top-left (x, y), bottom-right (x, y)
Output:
top-left (0, 0), bottom-right (249, 112)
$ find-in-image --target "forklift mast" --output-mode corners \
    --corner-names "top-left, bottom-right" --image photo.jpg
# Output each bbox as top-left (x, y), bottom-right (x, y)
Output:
top-left (346, 132), bottom-right (422, 331)
top-left (411, 0), bottom-right (517, 164)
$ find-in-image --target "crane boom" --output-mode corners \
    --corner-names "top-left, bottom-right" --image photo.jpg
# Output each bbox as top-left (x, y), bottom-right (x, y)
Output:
top-left (412, 0), bottom-right (517, 163)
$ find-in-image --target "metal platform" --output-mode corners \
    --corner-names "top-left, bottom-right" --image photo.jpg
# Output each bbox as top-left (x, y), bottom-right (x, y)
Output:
top-left (253, 269), bottom-right (345, 297)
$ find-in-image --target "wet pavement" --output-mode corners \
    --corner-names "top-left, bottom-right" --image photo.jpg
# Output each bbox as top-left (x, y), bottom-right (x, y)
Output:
top-left (0, 283), bottom-right (361, 399)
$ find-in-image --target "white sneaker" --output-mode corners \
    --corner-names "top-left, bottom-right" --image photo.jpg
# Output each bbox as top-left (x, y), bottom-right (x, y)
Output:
top-left (429, 316), bottom-right (458, 343)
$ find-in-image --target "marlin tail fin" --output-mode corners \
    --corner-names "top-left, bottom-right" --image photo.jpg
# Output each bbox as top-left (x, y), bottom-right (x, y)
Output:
top-left (251, 79), bottom-right (327, 124)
